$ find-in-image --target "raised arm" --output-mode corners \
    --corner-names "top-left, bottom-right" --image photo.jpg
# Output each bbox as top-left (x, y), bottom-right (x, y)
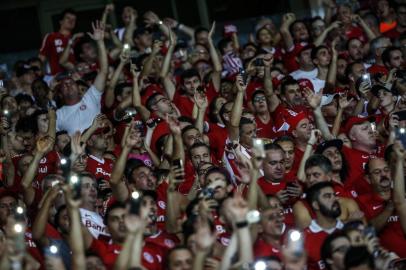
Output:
top-left (392, 141), bottom-right (406, 234)
top-left (167, 115), bottom-right (185, 165)
top-left (279, 13), bottom-right (296, 51)
top-left (332, 95), bottom-right (354, 136)
top-left (123, 11), bottom-right (137, 46)
top-left (105, 52), bottom-right (130, 108)
top-left (140, 40), bottom-right (162, 78)
top-left (22, 136), bottom-right (54, 207)
top-left (110, 127), bottom-right (142, 202)
top-left (0, 121), bottom-right (15, 187)
top-left (326, 38), bottom-right (339, 91)
top-left (303, 88), bottom-right (334, 140)
top-left (59, 33), bottom-right (84, 71)
top-left (229, 75), bottom-right (246, 141)
top-left (130, 69), bottom-right (151, 122)
top-left (192, 221), bottom-right (216, 270)
top-left (47, 109), bottom-right (56, 139)
top-left (313, 21), bottom-right (340, 47)
top-left (263, 55), bottom-right (281, 112)
top-left (88, 21), bottom-right (108, 92)
top-left (194, 91), bottom-right (208, 133)
top-left (32, 185), bottom-right (60, 247)
top-left (207, 22), bottom-right (222, 91)
top-left (101, 4), bottom-right (114, 27)
top-left (297, 129), bottom-right (319, 183)
top-left (63, 186), bottom-right (86, 270)
top-left (352, 14), bottom-right (377, 41)
top-left (160, 28), bottom-right (177, 100)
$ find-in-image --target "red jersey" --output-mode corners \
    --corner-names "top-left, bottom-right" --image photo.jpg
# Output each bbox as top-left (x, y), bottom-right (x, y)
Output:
top-left (271, 104), bottom-right (311, 132)
top-left (206, 123), bottom-right (228, 162)
top-left (383, 27), bottom-right (402, 40)
top-left (254, 236), bottom-right (282, 259)
top-left (39, 32), bottom-right (73, 75)
top-left (304, 220), bottom-right (344, 270)
top-left (86, 155), bottom-right (114, 182)
top-left (356, 192), bottom-right (406, 257)
top-left (367, 64), bottom-right (388, 76)
top-left (156, 181), bottom-right (169, 230)
top-left (283, 42), bottom-right (309, 73)
top-left (342, 145), bottom-right (384, 195)
top-left (90, 239), bottom-right (164, 270)
top-left (145, 230), bottom-right (180, 255)
top-left (255, 116), bottom-right (274, 139)
top-left (37, 150), bottom-right (61, 181)
top-left (257, 177), bottom-right (286, 196)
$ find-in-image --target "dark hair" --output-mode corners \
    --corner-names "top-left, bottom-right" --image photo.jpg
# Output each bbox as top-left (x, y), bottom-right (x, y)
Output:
top-left (344, 246), bottom-right (374, 270)
top-left (15, 93), bottom-right (34, 105)
top-left (166, 245), bottom-right (192, 266)
top-left (177, 116), bottom-right (194, 125)
top-left (125, 158), bottom-right (149, 181)
top-left (289, 20), bottom-right (308, 38)
top-left (145, 92), bottom-right (162, 111)
top-left (321, 231), bottom-right (350, 270)
top-left (180, 69), bottom-right (200, 84)
top-left (203, 166), bottom-right (232, 186)
top-left (59, 8), bottom-right (76, 21)
top-left (114, 82), bottom-right (132, 97)
top-left (104, 201), bottom-right (127, 225)
top-left (73, 37), bottom-right (94, 62)
top-left (344, 61), bottom-right (364, 79)
top-left (274, 135), bottom-right (295, 145)
top-left (239, 117), bottom-right (255, 132)
top-left (16, 116), bottom-right (36, 134)
top-left (382, 46), bottom-right (402, 67)
top-left (311, 45), bottom-right (330, 60)
top-left (280, 76), bottom-right (299, 96)
top-left (306, 181), bottom-right (334, 206)
top-left (346, 38), bottom-right (362, 51)
top-left (181, 125), bottom-right (199, 137)
top-left (251, 90), bottom-right (266, 104)
top-left (264, 142), bottom-right (285, 153)
top-left (305, 154), bottom-right (333, 175)
top-left (189, 142), bottom-right (210, 156)
top-left (54, 205), bottom-right (68, 230)
top-left (194, 27), bottom-right (209, 42)
top-left (217, 38), bottom-right (233, 55)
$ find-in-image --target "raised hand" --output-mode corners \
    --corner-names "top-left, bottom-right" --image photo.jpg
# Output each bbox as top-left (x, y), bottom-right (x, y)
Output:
top-left (91, 114), bottom-right (107, 129)
top-left (88, 21), bottom-right (105, 41)
top-left (36, 136), bottom-right (55, 154)
top-left (393, 140), bottom-right (405, 160)
top-left (194, 220), bottom-right (216, 252)
top-left (104, 3), bottom-right (114, 14)
top-left (168, 28), bottom-right (177, 47)
top-left (263, 53), bottom-right (274, 67)
top-left (388, 113), bottom-right (399, 131)
top-left (151, 40), bottom-right (163, 54)
top-left (72, 32), bottom-right (85, 41)
top-left (71, 131), bottom-right (85, 156)
top-left (303, 87), bottom-right (322, 109)
top-left (338, 94), bottom-right (354, 110)
top-left (144, 11), bottom-right (160, 26)
top-left (194, 91), bottom-right (208, 110)
top-left (281, 13), bottom-right (296, 29)
top-left (125, 128), bottom-right (142, 148)
top-left (163, 17), bottom-right (178, 28)
top-left (235, 74), bottom-right (247, 93)
top-left (226, 195), bottom-right (249, 223)
top-left (308, 129), bottom-right (321, 145)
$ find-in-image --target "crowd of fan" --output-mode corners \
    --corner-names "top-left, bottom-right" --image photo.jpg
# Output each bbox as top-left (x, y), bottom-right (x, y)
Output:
top-left (0, 0), bottom-right (406, 269)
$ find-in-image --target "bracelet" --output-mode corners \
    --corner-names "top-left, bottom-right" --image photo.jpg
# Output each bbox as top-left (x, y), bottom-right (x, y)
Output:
top-left (235, 220), bottom-right (249, 228)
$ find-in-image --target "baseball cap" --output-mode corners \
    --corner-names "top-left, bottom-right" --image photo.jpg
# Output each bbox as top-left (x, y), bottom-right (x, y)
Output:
top-left (371, 83), bottom-right (398, 97)
top-left (286, 111), bottom-right (310, 133)
top-left (315, 139), bottom-right (343, 154)
top-left (343, 116), bottom-right (375, 134)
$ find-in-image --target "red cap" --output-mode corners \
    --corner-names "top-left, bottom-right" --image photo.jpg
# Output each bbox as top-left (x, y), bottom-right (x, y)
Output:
top-left (141, 84), bottom-right (164, 106)
top-left (286, 111), bottom-right (310, 133)
top-left (298, 78), bottom-right (314, 92)
top-left (343, 116), bottom-right (375, 135)
top-left (150, 121), bottom-right (170, 154)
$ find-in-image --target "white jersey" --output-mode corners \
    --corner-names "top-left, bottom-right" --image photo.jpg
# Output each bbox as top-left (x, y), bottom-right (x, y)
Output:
top-left (80, 208), bottom-right (110, 239)
top-left (56, 85), bottom-right (102, 135)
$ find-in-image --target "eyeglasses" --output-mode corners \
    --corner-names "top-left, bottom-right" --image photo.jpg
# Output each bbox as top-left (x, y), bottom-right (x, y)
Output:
top-left (253, 96), bottom-right (266, 103)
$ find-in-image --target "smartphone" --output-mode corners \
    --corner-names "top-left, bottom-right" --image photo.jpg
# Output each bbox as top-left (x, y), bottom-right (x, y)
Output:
top-left (201, 187), bottom-right (214, 199)
top-left (172, 159), bottom-right (184, 180)
top-left (196, 86), bottom-right (206, 94)
top-left (123, 43), bottom-right (131, 52)
top-left (3, 109), bottom-right (11, 122)
top-left (0, 80), bottom-right (3, 88)
top-left (246, 210), bottom-right (261, 224)
top-left (60, 157), bottom-right (71, 180)
top-left (252, 138), bottom-right (266, 159)
top-left (255, 58), bottom-right (264, 66)
top-left (285, 229), bottom-right (304, 257)
top-left (239, 68), bottom-right (247, 85)
top-left (70, 175), bottom-right (81, 200)
top-left (396, 128), bottom-right (406, 148)
top-left (361, 73), bottom-right (372, 88)
top-left (130, 191), bottom-right (142, 215)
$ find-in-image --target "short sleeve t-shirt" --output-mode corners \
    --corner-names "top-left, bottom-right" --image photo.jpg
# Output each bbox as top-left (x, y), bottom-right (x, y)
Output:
top-left (39, 32), bottom-right (74, 75)
top-left (80, 208), bottom-right (110, 239)
top-left (56, 85), bottom-right (102, 135)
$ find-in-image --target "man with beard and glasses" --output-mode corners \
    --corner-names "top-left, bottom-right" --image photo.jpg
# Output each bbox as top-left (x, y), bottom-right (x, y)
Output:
top-left (356, 156), bottom-right (406, 257)
top-left (304, 181), bottom-right (344, 270)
